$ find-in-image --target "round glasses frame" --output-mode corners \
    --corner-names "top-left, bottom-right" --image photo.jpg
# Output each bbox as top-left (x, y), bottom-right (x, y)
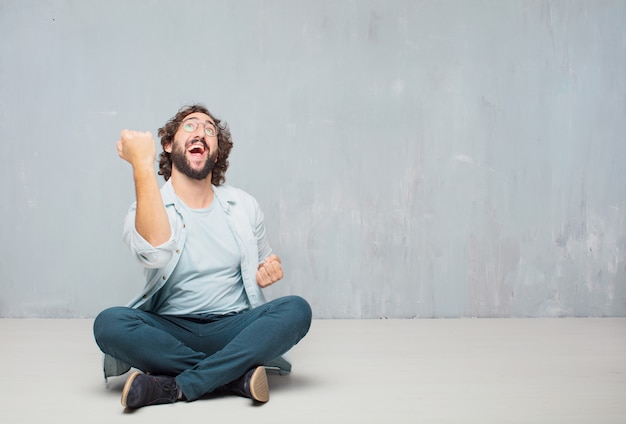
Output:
top-left (181, 118), bottom-right (218, 137)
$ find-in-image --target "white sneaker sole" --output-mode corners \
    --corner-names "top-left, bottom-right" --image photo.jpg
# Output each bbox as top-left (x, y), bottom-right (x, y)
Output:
top-left (249, 366), bottom-right (270, 403)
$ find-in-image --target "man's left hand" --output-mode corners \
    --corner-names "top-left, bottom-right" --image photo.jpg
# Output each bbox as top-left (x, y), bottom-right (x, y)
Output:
top-left (256, 254), bottom-right (283, 287)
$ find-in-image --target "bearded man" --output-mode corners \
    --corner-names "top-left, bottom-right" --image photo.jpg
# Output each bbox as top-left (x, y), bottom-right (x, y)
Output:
top-left (93, 104), bottom-right (312, 409)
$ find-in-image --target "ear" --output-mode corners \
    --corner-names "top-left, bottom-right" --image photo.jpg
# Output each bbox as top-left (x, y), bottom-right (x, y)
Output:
top-left (164, 142), bottom-right (172, 154)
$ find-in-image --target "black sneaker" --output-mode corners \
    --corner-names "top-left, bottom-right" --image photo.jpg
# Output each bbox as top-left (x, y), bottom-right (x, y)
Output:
top-left (121, 372), bottom-right (180, 409)
top-left (222, 366), bottom-right (270, 403)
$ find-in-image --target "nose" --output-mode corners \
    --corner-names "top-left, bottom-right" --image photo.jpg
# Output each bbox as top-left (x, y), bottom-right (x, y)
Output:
top-left (192, 124), bottom-right (207, 138)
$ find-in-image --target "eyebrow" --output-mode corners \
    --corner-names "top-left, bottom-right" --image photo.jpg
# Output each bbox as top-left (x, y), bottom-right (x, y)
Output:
top-left (183, 117), bottom-right (216, 125)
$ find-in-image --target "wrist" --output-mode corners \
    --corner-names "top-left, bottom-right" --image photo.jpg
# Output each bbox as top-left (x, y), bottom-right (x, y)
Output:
top-left (133, 161), bottom-right (156, 175)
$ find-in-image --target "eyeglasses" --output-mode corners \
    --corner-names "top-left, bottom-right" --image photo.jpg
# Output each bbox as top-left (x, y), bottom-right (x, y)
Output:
top-left (181, 118), bottom-right (218, 137)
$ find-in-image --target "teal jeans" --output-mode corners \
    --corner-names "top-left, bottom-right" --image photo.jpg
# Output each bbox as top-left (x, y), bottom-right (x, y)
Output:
top-left (93, 295), bottom-right (312, 400)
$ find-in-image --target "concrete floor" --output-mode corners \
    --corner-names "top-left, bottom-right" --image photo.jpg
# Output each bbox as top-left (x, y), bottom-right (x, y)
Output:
top-left (1, 318), bottom-right (625, 423)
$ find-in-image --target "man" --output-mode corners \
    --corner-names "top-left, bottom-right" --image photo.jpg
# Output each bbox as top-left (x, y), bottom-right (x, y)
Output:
top-left (93, 104), bottom-right (312, 409)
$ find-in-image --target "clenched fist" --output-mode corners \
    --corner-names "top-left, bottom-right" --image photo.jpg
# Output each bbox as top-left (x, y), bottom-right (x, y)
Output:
top-left (116, 130), bottom-right (156, 170)
top-left (256, 254), bottom-right (283, 287)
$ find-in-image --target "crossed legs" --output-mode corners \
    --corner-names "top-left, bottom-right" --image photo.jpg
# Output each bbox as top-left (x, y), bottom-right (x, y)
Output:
top-left (93, 295), bottom-right (312, 401)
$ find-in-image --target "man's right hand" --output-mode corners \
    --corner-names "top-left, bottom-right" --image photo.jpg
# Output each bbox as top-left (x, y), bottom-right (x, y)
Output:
top-left (116, 130), bottom-right (156, 170)
top-left (116, 129), bottom-right (171, 246)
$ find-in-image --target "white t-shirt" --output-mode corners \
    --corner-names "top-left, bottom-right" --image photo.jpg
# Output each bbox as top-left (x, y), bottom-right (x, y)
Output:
top-left (156, 198), bottom-right (250, 315)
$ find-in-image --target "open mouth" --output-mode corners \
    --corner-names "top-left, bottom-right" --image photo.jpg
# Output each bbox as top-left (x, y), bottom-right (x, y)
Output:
top-left (186, 140), bottom-right (207, 157)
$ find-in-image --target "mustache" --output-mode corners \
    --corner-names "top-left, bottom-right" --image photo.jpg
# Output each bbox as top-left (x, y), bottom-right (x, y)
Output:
top-left (185, 138), bottom-right (209, 150)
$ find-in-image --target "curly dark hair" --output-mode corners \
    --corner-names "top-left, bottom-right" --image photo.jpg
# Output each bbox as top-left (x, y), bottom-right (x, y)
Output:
top-left (157, 104), bottom-right (233, 185)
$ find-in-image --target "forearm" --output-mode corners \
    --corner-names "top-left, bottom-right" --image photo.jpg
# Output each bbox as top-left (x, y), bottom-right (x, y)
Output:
top-left (133, 165), bottom-right (171, 246)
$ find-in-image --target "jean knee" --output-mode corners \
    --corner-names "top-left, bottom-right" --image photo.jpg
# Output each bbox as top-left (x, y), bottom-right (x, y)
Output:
top-left (93, 306), bottom-right (131, 348)
top-left (282, 295), bottom-right (312, 335)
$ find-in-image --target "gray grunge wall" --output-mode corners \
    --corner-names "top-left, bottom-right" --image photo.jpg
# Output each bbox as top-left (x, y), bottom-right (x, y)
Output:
top-left (1, 0), bottom-right (624, 318)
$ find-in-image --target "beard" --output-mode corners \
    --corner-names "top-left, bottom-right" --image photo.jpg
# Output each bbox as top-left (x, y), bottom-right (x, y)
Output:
top-left (170, 141), bottom-right (218, 181)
